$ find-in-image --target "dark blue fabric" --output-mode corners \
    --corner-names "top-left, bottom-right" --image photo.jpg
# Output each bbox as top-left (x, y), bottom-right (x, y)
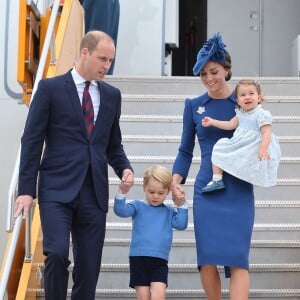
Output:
top-left (19, 71), bottom-right (132, 212)
top-left (129, 256), bottom-right (168, 288)
top-left (81, 0), bottom-right (120, 74)
top-left (18, 70), bottom-right (132, 297)
top-left (39, 169), bottom-right (106, 300)
top-left (173, 93), bottom-right (255, 276)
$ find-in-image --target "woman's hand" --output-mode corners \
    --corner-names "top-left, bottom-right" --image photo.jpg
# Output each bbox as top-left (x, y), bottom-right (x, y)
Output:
top-left (171, 183), bottom-right (186, 206)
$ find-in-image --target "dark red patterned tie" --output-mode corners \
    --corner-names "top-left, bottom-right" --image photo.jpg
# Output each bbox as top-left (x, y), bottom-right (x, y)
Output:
top-left (82, 81), bottom-right (94, 139)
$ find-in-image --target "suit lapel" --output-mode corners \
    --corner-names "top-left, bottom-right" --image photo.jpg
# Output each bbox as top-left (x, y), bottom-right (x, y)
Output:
top-left (65, 72), bottom-right (87, 137)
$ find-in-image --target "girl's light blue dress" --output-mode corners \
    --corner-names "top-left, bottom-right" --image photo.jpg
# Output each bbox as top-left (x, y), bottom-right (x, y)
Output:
top-left (212, 105), bottom-right (281, 187)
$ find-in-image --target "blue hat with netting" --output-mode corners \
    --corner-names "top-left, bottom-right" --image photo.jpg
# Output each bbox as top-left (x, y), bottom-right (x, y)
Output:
top-left (193, 33), bottom-right (227, 76)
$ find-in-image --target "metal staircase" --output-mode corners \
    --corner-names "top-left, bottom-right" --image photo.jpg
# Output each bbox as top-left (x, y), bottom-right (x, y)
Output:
top-left (86, 76), bottom-right (300, 299)
top-left (2, 1), bottom-right (300, 297)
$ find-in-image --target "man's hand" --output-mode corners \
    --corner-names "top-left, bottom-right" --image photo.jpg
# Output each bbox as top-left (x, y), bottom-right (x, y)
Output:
top-left (14, 195), bottom-right (34, 219)
top-left (119, 169), bottom-right (134, 194)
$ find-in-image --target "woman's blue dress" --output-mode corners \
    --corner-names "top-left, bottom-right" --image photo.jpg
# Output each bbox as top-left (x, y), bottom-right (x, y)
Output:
top-left (172, 92), bottom-right (255, 277)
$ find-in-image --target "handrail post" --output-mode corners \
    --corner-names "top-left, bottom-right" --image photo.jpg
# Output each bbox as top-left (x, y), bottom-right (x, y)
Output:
top-left (6, 147), bottom-right (20, 232)
top-left (0, 216), bottom-right (22, 300)
top-left (24, 209), bottom-right (32, 262)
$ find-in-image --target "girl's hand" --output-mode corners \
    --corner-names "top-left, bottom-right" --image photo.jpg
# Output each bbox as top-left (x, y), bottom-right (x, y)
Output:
top-left (202, 117), bottom-right (213, 127)
top-left (258, 149), bottom-right (270, 160)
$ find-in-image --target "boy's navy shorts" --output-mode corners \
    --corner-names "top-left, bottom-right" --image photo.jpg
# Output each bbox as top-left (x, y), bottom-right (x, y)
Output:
top-left (129, 256), bottom-right (168, 288)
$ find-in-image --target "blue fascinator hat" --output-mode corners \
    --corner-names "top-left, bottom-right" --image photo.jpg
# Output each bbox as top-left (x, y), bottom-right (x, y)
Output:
top-left (193, 33), bottom-right (227, 76)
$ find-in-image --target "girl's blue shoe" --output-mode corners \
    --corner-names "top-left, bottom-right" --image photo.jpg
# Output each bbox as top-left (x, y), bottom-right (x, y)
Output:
top-left (202, 180), bottom-right (225, 193)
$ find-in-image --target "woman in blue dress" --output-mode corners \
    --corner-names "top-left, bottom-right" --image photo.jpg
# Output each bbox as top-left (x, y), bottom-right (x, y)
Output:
top-left (172, 33), bottom-right (254, 299)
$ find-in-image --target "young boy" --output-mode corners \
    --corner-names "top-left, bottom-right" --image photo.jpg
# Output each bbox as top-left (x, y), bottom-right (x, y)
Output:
top-left (114, 165), bottom-right (188, 300)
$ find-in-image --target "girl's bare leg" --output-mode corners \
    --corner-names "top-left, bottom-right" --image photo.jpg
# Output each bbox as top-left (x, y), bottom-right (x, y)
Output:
top-left (212, 164), bottom-right (223, 176)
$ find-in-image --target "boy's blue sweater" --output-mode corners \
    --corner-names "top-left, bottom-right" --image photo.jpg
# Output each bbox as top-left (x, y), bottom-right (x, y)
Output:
top-left (114, 196), bottom-right (188, 261)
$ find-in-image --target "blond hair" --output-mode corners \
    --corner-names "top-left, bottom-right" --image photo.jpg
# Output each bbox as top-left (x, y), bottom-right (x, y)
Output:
top-left (143, 165), bottom-right (172, 190)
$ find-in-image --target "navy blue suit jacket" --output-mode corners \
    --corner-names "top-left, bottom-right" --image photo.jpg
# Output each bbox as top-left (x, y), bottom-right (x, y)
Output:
top-left (18, 70), bottom-right (132, 212)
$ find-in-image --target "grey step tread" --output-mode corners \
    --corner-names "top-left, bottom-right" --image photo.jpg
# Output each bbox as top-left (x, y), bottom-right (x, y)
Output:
top-left (118, 155), bottom-right (300, 163)
top-left (103, 237), bottom-right (300, 248)
top-left (255, 200), bottom-right (300, 207)
top-left (121, 114), bottom-right (300, 122)
top-left (106, 76), bottom-right (300, 95)
top-left (108, 199), bottom-right (300, 206)
top-left (106, 222), bottom-right (300, 233)
top-left (33, 262), bottom-right (300, 271)
top-left (122, 134), bottom-right (300, 142)
top-left (33, 288), bottom-right (300, 298)
top-left (109, 199), bottom-right (300, 206)
top-left (109, 176), bottom-right (300, 186)
top-left (33, 261), bottom-right (300, 271)
top-left (122, 94), bottom-right (300, 102)
top-left (73, 263), bottom-right (300, 271)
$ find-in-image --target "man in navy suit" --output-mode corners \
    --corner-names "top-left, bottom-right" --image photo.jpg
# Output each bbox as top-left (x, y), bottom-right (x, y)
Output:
top-left (14, 30), bottom-right (134, 300)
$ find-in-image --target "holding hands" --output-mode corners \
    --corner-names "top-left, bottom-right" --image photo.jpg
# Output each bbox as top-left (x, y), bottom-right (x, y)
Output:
top-left (119, 168), bottom-right (134, 194)
top-left (171, 183), bottom-right (186, 206)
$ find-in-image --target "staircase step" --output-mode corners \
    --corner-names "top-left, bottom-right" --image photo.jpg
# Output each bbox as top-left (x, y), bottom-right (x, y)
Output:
top-left (29, 75), bottom-right (300, 299)
top-left (107, 199), bottom-right (300, 223)
top-left (101, 237), bottom-right (300, 264)
top-left (59, 263), bottom-right (300, 290)
top-left (106, 76), bottom-right (300, 96)
top-left (105, 222), bottom-right (300, 240)
top-left (120, 114), bottom-right (300, 136)
top-left (34, 288), bottom-right (300, 299)
top-left (108, 177), bottom-right (300, 201)
top-left (121, 135), bottom-right (300, 156)
top-left (120, 94), bottom-right (300, 116)
top-left (109, 156), bottom-right (300, 178)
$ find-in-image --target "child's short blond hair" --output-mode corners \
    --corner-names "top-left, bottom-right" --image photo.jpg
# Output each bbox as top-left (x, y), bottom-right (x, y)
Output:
top-left (143, 165), bottom-right (173, 190)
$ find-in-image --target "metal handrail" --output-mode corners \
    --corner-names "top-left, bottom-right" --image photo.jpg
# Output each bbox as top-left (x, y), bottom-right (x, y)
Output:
top-left (0, 0), bottom-right (61, 298)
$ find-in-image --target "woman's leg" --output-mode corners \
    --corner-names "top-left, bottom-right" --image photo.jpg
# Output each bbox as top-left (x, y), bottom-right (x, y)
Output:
top-left (200, 265), bottom-right (222, 300)
top-left (229, 267), bottom-right (249, 300)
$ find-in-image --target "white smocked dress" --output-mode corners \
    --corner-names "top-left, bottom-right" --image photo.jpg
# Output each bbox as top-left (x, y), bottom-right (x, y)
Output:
top-left (212, 105), bottom-right (281, 187)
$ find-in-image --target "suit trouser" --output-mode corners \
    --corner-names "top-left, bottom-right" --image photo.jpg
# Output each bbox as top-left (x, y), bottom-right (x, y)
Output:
top-left (39, 169), bottom-right (107, 300)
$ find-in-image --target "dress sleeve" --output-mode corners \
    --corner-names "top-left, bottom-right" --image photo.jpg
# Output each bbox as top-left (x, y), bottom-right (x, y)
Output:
top-left (257, 109), bottom-right (272, 128)
top-left (172, 98), bottom-right (196, 183)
